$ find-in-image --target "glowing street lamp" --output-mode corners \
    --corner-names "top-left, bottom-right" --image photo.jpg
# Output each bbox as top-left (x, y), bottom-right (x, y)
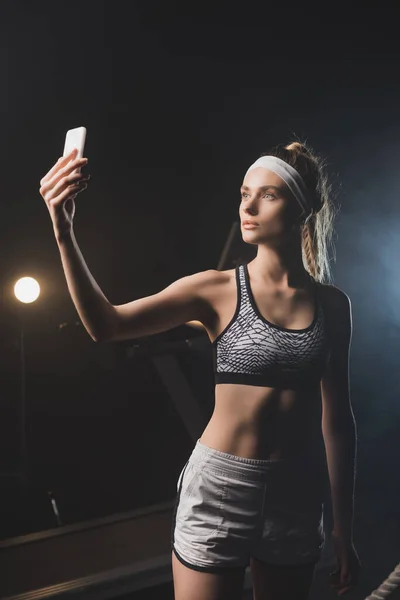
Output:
top-left (14, 277), bottom-right (40, 304)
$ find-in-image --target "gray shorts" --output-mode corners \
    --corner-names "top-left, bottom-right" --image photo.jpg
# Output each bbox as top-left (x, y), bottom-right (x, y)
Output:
top-left (172, 440), bottom-right (325, 572)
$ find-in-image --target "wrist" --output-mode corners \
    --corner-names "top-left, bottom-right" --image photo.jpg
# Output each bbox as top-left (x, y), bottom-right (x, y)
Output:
top-left (332, 528), bottom-right (353, 543)
top-left (54, 226), bottom-right (74, 245)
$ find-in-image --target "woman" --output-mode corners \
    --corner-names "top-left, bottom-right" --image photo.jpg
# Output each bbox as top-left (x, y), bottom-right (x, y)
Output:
top-left (39, 141), bottom-right (360, 599)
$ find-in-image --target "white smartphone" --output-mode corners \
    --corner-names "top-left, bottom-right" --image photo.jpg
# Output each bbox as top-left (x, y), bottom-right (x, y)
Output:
top-left (63, 126), bottom-right (87, 159)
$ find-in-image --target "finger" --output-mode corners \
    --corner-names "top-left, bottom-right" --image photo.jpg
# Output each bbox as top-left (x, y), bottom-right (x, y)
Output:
top-left (340, 570), bottom-right (351, 587)
top-left (49, 182), bottom-right (87, 207)
top-left (40, 149), bottom-right (79, 186)
top-left (337, 583), bottom-right (355, 595)
top-left (73, 182), bottom-right (88, 196)
top-left (330, 574), bottom-right (352, 591)
top-left (41, 171), bottom-right (89, 201)
top-left (330, 570), bottom-right (341, 587)
top-left (51, 172), bottom-right (89, 198)
top-left (48, 182), bottom-right (88, 207)
top-left (44, 158), bottom-right (88, 191)
top-left (336, 569), bottom-right (356, 595)
top-left (40, 153), bottom-right (87, 189)
top-left (40, 156), bottom-right (68, 186)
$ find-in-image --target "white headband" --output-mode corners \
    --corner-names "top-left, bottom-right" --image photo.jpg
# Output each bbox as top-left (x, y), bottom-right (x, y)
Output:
top-left (246, 156), bottom-right (313, 221)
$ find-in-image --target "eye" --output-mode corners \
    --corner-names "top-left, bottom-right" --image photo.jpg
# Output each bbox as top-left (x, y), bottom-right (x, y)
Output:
top-left (241, 192), bottom-right (250, 199)
top-left (263, 192), bottom-right (275, 200)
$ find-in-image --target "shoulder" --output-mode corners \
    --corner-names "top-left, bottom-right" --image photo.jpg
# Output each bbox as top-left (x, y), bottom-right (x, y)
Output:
top-left (168, 268), bottom-right (235, 301)
top-left (178, 268), bottom-right (235, 290)
top-left (170, 269), bottom-right (236, 328)
top-left (317, 282), bottom-right (352, 340)
top-left (318, 282), bottom-right (351, 314)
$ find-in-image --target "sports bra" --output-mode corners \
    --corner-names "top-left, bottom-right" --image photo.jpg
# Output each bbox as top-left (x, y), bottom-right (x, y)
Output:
top-left (213, 264), bottom-right (330, 390)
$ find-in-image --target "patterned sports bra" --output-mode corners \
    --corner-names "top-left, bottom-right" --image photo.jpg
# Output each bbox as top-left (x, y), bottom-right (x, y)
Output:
top-left (213, 264), bottom-right (331, 390)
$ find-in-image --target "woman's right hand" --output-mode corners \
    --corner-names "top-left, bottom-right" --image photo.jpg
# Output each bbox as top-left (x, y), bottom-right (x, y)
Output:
top-left (39, 149), bottom-right (90, 237)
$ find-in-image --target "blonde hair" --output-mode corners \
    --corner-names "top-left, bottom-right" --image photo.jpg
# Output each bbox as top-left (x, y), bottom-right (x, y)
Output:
top-left (265, 141), bottom-right (336, 283)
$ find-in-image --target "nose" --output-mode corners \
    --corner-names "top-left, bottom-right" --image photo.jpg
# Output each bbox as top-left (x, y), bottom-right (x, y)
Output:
top-left (242, 195), bottom-right (258, 216)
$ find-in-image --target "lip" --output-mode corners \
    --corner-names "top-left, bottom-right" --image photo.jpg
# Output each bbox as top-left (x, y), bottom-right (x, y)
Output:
top-left (241, 221), bottom-right (259, 229)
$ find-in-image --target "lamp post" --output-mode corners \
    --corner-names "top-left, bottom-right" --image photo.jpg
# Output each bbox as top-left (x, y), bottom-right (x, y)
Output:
top-left (13, 277), bottom-right (40, 471)
top-left (0, 276), bottom-right (62, 537)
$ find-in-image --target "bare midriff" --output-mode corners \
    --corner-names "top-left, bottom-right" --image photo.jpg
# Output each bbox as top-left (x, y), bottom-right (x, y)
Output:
top-left (199, 383), bottom-right (322, 460)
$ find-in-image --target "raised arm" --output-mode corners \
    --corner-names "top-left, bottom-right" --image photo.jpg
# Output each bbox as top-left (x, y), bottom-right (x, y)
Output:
top-left (39, 150), bottom-right (216, 342)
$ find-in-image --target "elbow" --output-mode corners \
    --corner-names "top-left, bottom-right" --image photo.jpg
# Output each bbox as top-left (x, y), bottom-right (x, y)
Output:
top-left (90, 325), bottom-right (117, 343)
top-left (90, 331), bottom-right (110, 343)
top-left (89, 318), bottom-right (118, 344)
top-left (90, 306), bottom-right (120, 343)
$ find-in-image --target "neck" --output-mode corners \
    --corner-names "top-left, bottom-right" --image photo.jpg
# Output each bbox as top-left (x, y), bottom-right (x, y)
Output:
top-left (250, 231), bottom-right (310, 287)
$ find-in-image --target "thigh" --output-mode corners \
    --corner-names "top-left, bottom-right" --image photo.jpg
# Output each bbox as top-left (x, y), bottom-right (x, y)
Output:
top-left (172, 551), bottom-right (246, 600)
top-left (173, 461), bottom-right (261, 570)
top-left (250, 557), bottom-right (316, 600)
top-left (255, 458), bottom-right (325, 567)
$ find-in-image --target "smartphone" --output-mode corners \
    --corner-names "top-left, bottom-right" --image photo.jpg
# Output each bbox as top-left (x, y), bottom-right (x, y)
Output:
top-left (63, 126), bottom-right (87, 159)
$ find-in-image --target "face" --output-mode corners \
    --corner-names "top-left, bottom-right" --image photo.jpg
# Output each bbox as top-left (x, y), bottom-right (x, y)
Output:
top-left (240, 167), bottom-right (301, 245)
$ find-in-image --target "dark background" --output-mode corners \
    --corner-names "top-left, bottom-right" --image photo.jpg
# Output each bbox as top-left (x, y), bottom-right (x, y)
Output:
top-left (0, 0), bottom-right (399, 581)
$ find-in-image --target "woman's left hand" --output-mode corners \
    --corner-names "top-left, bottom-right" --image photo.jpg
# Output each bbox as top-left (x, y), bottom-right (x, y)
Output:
top-left (330, 533), bottom-right (361, 595)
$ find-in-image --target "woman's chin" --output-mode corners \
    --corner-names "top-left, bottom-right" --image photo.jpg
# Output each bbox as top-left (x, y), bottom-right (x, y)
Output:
top-left (241, 229), bottom-right (262, 245)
